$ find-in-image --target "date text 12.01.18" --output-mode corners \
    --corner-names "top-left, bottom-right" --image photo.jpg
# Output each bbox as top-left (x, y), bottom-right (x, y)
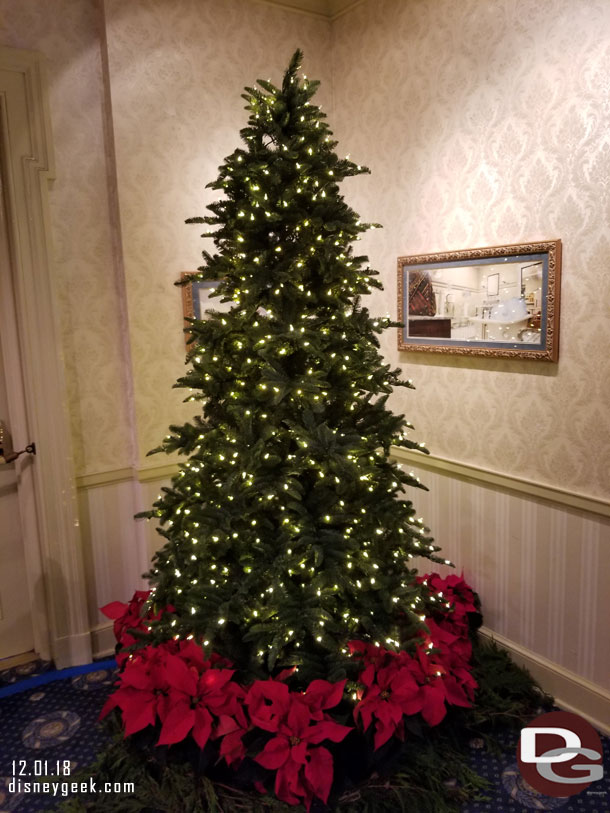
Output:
top-left (11, 760), bottom-right (71, 777)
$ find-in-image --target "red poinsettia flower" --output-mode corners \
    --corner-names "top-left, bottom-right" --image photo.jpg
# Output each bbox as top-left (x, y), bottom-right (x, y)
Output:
top-left (212, 656), bottom-right (290, 767)
top-left (246, 679), bottom-right (292, 732)
top-left (406, 640), bottom-right (469, 723)
top-left (351, 612), bottom-right (479, 749)
top-left (174, 638), bottom-right (233, 672)
top-left (415, 621), bottom-right (478, 703)
top-left (101, 590), bottom-right (152, 647)
top-left (418, 572), bottom-right (478, 636)
top-left (442, 573), bottom-right (477, 611)
top-left (215, 713), bottom-right (249, 766)
top-left (355, 661), bottom-right (423, 749)
top-left (301, 678), bottom-right (346, 721)
top-left (157, 653), bottom-right (245, 750)
top-left (347, 640), bottom-right (391, 669)
top-left (175, 638), bottom-right (207, 671)
top-left (100, 590), bottom-right (151, 640)
top-left (99, 644), bottom-right (170, 735)
top-left (100, 590), bottom-right (176, 665)
top-left (253, 689), bottom-right (351, 810)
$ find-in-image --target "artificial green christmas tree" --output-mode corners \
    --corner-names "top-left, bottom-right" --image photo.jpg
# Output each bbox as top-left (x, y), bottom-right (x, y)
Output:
top-left (143, 49), bottom-right (447, 685)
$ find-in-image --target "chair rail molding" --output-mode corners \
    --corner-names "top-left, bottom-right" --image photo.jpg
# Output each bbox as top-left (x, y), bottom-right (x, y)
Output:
top-left (0, 46), bottom-right (91, 667)
top-left (75, 455), bottom-right (610, 519)
top-left (391, 448), bottom-right (610, 519)
top-left (253, 0), bottom-right (364, 19)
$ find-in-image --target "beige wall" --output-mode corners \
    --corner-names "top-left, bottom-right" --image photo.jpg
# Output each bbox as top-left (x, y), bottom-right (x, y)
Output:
top-left (332, 0), bottom-right (610, 501)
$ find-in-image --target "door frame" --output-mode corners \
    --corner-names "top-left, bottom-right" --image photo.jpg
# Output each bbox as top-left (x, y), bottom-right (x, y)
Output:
top-left (0, 131), bottom-right (39, 659)
top-left (0, 46), bottom-right (91, 667)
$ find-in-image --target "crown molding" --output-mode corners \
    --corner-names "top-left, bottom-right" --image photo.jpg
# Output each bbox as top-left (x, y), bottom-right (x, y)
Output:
top-left (253, 0), bottom-right (365, 20)
top-left (328, 0), bottom-right (365, 19)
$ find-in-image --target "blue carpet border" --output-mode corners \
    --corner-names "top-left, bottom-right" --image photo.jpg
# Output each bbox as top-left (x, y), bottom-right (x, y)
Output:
top-left (0, 659), bottom-right (117, 699)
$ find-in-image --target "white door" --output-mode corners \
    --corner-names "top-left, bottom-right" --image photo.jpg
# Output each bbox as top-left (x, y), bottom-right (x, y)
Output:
top-left (0, 149), bottom-right (35, 660)
top-left (0, 348), bottom-right (34, 659)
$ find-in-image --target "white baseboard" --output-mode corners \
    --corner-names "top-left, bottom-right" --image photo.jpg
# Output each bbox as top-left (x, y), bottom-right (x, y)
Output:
top-left (479, 627), bottom-right (610, 736)
top-left (90, 622), bottom-right (117, 660)
top-left (52, 631), bottom-right (93, 670)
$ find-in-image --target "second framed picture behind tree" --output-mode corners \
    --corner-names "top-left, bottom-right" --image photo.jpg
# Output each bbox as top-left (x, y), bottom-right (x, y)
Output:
top-left (179, 272), bottom-right (232, 350)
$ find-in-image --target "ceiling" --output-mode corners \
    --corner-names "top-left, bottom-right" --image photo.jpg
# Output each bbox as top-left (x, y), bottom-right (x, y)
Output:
top-left (258, 0), bottom-right (364, 20)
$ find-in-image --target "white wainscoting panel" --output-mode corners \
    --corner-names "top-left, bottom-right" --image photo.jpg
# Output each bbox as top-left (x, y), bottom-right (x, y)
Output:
top-left (78, 479), bottom-right (150, 633)
top-left (403, 462), bottom-right (610, 695)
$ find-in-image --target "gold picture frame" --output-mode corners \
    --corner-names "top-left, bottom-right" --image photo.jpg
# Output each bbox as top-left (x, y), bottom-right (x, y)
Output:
top-left (397, 240), bottom-right (561, 361)
top-left (180, 272), bottom-right (232, 350)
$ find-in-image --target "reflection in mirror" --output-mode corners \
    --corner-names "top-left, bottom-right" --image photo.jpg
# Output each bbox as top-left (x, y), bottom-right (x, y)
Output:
top-left (180, 273), bottom-right (233, 350)
top-left (397, 241), bottom-right (561, 361)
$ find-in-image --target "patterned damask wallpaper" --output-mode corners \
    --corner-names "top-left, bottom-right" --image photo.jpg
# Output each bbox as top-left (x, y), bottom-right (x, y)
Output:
top-left (332, 0), bottom-right (610, 500)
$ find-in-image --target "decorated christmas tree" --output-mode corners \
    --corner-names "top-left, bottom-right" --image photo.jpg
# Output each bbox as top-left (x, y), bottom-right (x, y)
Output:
top-left (81, 52), bottom-right (547, 813)
top-left (143, 49), bottom-right (448, 684)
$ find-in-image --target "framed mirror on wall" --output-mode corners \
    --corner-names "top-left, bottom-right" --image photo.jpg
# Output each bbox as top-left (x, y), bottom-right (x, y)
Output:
top-left (397, 240), bottom-right (561, 361)
top-left (180, 272), bottom-right (232, 349)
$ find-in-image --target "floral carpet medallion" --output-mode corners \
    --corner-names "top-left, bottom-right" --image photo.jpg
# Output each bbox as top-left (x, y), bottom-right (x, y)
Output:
top-left (22, 711), bottom-right (81, 750)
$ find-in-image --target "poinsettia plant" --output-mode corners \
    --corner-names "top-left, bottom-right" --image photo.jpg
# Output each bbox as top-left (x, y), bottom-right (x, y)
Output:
top-left (100, 574), bottom-right (480, 810)
top-left (417, 572), bottom-right (480, 635)
top-left (100, 591), bottom-right (174, 666)
top-left (247, 679), bottom-right (352, 808)
top-left (349, 614), bottom-right (477, 750)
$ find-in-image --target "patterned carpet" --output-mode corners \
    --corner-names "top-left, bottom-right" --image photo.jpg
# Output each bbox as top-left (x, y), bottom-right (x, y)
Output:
top-left (0, 660), bottom-right (117, 812)
top-left (0, 660), bottom-right (608, 812)
top-left (0, 660), bottom-right (54, 689)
